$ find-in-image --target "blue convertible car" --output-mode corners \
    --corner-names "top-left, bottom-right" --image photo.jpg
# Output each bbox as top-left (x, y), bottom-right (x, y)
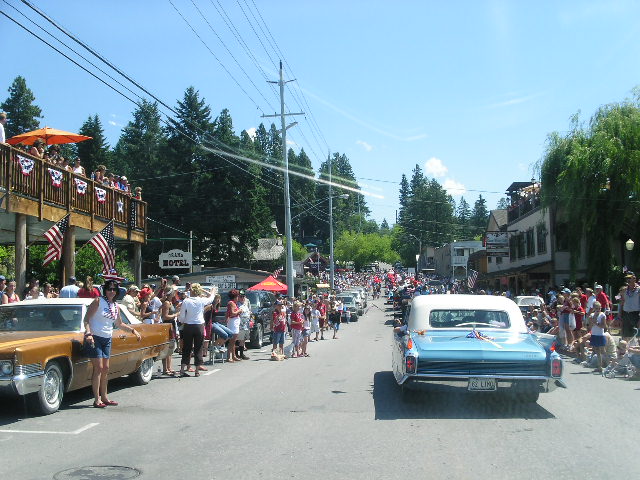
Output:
top-left (392, 295), bottom-right (565, 402)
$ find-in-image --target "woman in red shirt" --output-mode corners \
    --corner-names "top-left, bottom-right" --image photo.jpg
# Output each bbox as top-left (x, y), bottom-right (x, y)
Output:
top-left (290, 301), bottom-right (304, 358)
top-left (77, 276), bottom-right (100, 298)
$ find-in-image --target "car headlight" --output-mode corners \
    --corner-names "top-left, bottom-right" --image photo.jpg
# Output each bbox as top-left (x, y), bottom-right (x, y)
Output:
top-left (0, 361), bottom-right (13, 376)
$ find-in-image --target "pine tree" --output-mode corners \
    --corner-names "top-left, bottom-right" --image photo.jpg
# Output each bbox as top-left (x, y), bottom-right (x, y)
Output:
top-left (1, 76), bottom-right (42, 138)
top-left (380, 218), bottom-right (390, 234)
top-left (496, 197), bottom-right (510, 209)
top-left (77, 115), bottom-right (110, 175)
top-left (470, 194), bottom-right (489, 237)
top-left (456, 197), bottom-right (471, 239)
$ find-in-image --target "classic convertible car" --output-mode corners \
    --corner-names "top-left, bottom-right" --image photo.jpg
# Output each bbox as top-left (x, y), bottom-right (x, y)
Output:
top-left (0, 298), bottom-right (171, 415)
top-left (392, 295), bottom-right (565, 402)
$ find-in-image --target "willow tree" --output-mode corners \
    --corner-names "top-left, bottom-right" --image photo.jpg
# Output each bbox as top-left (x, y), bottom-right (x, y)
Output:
top-left (540, 96), bottom-right (640, 282)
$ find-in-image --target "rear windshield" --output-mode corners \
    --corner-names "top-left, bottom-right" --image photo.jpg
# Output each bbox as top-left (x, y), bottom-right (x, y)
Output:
top-left (428, 309), bottom-right (510, 329)
top-left (0, 305), bottom-right (83, 332)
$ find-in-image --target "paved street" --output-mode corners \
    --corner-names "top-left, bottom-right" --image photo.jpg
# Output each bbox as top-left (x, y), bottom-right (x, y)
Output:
top-left (1, 298), bottom-right (639, 480)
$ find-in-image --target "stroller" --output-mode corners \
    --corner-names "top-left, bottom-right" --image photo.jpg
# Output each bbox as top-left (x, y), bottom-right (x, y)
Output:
top-left (603, 329), bottom-right (639, 379)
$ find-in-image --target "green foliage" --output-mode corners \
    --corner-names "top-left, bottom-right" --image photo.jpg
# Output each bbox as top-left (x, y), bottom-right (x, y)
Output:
top-left (77, 114), bottom-right (110, 174)
top-left (1, 76), bottom-right (42, 138)
top-left (470, 194), bottom-right (489, 237)
top-left (0, 246), bottom-right (15, 278)
top-left (540, 95), bottom-right (640, 280)
top-left (496, 197), bottom-right (510, 209)
top-left (334, 231), bottom-right (399, 271)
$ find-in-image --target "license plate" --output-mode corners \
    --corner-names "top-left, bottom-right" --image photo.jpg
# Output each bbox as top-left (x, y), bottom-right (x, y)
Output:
top-left (468, 378), bottom-right (497, 391)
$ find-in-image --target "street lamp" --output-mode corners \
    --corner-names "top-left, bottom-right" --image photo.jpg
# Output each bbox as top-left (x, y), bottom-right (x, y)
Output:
top-left (626, 239), bottom-right (635, 251)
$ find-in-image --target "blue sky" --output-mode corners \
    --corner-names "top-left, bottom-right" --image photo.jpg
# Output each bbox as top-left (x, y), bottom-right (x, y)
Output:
top-left (3, 0), bottom-right (640, 225)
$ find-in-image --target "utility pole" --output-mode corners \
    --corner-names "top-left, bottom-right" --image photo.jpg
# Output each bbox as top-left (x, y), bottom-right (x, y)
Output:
top-left (329, 152), bottom-right (335, 291)
top-left (263, 61), bottom-right (304, 298)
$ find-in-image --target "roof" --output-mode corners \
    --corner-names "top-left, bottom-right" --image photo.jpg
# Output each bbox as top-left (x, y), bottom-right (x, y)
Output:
top-left (489, 209), bottom-right (508, 229)
top-left (506, 181), bottom-right (533, 193)
top-left (251, 238), bottom-right (285, 261)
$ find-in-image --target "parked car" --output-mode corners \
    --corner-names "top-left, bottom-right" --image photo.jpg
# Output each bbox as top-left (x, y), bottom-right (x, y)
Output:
top-left (392, 294), bottom-right (565, 403)
top-left (0, 298), bottom-right (171, 415)
top-left (336, 294), bottom-right (359, 322)
top-left (513, 296), bottom-right (545, 315)
top-left (215, 290), bottom-right (276, 348)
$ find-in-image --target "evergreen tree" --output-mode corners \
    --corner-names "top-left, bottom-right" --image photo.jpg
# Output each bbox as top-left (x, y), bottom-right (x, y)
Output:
top-left (77, 115), bottom-right (110, 175)
top-left (456, 197), bottom-right (472, 239)
top-left (398, 174), bottom-right (410, 224)
top-left (470, 194), bottom-right (489, 237)
top-left (1, 76), bottom-right (42, 138)
top-left (380, 218), bottom-right (390, 234)
top-left (496, 197), bottom-right (510, 209)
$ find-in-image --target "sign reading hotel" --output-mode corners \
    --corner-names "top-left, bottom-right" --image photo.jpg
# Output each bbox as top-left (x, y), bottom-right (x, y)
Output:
top-left (158, 249), bottom-right (192, 269)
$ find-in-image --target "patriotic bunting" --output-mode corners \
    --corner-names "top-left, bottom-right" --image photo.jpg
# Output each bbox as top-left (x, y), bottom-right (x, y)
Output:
top-left (48, 168), bottom-right (63, 187)
top-left (74, 178), bottom-right (87, 195)
top-left (17, 155), bottom-right (35, 176)
top-left (129, 200), bottom-right (138, 230)
top-left (467, 269), bottom-right (478, 289)
top-left (95, 187), bottom-right (107, 203)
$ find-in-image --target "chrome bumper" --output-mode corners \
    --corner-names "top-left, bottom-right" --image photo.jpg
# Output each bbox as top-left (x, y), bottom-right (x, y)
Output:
top-left (0, 371), bottom-right (45, 396)
top-left (400, 374), bottom-right (566, 392)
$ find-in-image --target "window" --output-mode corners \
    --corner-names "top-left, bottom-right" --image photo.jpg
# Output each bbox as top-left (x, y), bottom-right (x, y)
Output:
top-left (517, 233), bottom-right (525, 259)
top-left (488, 257), bottom-right (492, 263)
top-left (537, 224), bottom-right (548, 254)
top-left (509, 235), bottom-right (517, 261)
top-left (428, 309), bottom-right (511, 329)
top-left (455, 248), bottom-right (465, 256)
top-left (555, 223), bottom-right (569, 251)
top-left (496, 256), bottom-right (503, 264)
top-left (0, 305), bottom-right (83, 332)
top-left (526, 228), bottom-right (535, 257)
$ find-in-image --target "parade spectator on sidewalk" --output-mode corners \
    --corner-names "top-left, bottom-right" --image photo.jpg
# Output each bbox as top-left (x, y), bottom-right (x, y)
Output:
top-left (311, 302), bottom-right (321, 342)
top-left (122, 285), bottom-right (140, 316)
top-left (328, 301), bottom-right (341, 339)
top-left (301, 304), bottom-right (312, 356)
top-left (589, 301), bottom-right (607, 373)
top-left (177, 283), bottom-right (215, 376)
top-left (78, 276), bottom-right (100, 298)
top-left (236, 291), bottom-right (251, 361)
top-left (271, 303), bottom-right (286, 357)
top-left (160, 287), bottom-right (180, 376)
top-left (0, 112), bottom-right (7, 144)
top-left (570, 296), bottom-right (585, 331)
top-left (0, 275), bottom-right (6, 295)
top-left (225, 289), bottom-right (242, 362)
top-left (290, 301), bottom-right (304, 357)
top-left (73, 158), bottom-right (85, 176)
top-left (620, 273), bottom-right (640, 341)
top-left (595, 284), bottom-right (612, 316)
top-left (2, 281), bottom-right (20, 304)
top-left (59, 277), bottom-right (79, 298)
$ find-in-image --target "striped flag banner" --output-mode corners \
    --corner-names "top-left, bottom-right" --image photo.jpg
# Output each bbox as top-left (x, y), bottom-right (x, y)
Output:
top-left (89, 220), bottom-right (116, 274)
top-left (467, 269), bottom-right (479, 289)
top-left (43, 214), bottom-right (71, 266)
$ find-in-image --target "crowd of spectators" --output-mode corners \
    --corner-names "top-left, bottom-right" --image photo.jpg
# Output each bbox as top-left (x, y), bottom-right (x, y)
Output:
top-left (12, 139), bottom-right (143, 200)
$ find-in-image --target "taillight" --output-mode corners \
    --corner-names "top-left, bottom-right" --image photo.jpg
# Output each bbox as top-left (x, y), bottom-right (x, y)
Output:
top-left (406, 355), bottom-right (417, 374)
top-left (550, 341), bottom-right (556, 352)
top-left (551, 358), bottom-right (562, 377)
top-left (407, 337), bottom-right (413, 350)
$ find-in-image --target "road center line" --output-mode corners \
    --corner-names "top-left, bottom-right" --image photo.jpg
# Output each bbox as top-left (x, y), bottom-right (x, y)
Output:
top-left (0, 422), bottom-right (99, 435)
top-left (203, 368), bottom-right (221, 376)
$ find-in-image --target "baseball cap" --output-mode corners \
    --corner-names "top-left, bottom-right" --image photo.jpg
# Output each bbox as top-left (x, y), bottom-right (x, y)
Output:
top-left (562, 288), bottom-right (571, 294)
top-left (128, 285), bottom-right (140, 292)
top-left (68, 276), bottom-right (76, 283)
top-left (0, 275), bottom-right (5, 281)
top-left (594, 284), bottom-right (603, 290)
top-left (239, 289), bottom-right (246, 295)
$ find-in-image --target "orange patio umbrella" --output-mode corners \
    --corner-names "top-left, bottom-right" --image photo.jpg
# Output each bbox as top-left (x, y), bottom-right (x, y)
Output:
top-left (7, 126), bottom-right (92, 146)
top-left (247, 275), bottom-right (288, 294)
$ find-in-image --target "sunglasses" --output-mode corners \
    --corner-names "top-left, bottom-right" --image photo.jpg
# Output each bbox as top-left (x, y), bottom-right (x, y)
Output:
top-left (105, 287), bottom-right (118, 292)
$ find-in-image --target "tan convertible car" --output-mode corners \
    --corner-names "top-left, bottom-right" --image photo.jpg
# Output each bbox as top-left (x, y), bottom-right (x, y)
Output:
top-left (0, 298), bottom-right (171, 415)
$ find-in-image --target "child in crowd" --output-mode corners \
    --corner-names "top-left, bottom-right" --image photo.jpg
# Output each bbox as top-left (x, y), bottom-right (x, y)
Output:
top-left (271, 303), bottom-right (286, 357)
top-left (290, 302), bottom-right (304, 357)
top-left (301, 305), bottom-right (311, 357)
top-left (311, 302), bottom-right (321, 342)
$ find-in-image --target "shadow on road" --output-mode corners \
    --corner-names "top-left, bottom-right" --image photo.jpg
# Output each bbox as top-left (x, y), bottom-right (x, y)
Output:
top-left (372, 371), bottom-right (555, 420)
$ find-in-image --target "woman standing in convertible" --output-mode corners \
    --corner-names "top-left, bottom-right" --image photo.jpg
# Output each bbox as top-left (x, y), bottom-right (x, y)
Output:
top-left (83, 278), bottom-right (141, 408)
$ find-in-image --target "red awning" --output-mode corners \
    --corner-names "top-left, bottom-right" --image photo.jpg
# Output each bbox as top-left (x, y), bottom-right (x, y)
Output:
top-left (247, 275), bottom-right (288, 294)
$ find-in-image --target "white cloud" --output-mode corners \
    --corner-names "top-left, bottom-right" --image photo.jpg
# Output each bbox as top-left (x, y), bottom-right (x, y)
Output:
top-left (245, 127), bottom-right (257, 140)
top-left (443, 179), bottom-right (466, 196)
top-left (107, 120), bottom-right (122, 127)
top-left (356, 140), bottom-right (373, 152)
top-left (286, 139), bottom-right (297, 146)
top-left (424, 157), bottom-right (448, 178)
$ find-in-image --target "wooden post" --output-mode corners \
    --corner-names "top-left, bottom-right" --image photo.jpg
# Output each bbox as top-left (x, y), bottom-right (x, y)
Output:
top-left (15, 213), bottom-right (27, 295)
top-left (134, 243), bottom-right (142, 286)
top-left (63, 225), bottom-right (76, 283)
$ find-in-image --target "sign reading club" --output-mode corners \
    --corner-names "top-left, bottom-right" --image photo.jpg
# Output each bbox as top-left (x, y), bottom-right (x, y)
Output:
top-left (159, 249), bottom-right (192, 269)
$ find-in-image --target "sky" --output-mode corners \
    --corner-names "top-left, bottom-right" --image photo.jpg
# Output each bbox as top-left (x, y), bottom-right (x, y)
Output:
top-left (3, 0), bottom-right (640, 226)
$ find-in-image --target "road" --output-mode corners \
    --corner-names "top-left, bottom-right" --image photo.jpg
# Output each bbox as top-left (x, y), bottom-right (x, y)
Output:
top-left (1, 298), bottom-right (638, 480)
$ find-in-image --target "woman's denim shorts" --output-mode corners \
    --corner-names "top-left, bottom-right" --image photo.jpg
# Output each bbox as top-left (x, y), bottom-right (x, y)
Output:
top-left (85, 334), bottom-right (112, 358)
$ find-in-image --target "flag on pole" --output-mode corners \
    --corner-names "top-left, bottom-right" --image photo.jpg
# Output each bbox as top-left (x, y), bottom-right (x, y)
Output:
top-left (89, 220), bottom-right (116, 274)
top-left (43, 214), bottom-right (71, 266)
top-left (467, 269), bottom-right (479, 289)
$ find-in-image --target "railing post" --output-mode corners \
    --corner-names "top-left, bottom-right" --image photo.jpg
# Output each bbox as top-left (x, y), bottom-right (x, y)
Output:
top-left (38, 157), bottom-right (44, 220)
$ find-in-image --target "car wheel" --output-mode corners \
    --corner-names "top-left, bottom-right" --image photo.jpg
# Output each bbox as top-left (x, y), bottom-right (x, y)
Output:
top-left (250, 323), bottom-right (263, 349)
top-left (131, 357), bottom-right (154, 385)
top-left (27, 362), bottom-right (65, 415)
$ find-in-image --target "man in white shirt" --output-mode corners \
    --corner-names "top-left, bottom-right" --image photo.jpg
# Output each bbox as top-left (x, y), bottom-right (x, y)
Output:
top-left (0, 112), bottom-right (7, 144)
top-left (122, 285), bottom-right (140, 317)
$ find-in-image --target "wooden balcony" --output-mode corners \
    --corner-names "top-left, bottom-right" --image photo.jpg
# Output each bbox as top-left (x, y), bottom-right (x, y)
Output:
top-left (0, 144), bottom-right (146, 243)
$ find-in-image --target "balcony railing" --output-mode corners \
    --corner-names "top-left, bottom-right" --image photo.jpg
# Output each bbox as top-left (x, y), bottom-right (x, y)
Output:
top-left (452, 255), bottom-right (468, 266)
top-left (507, 194), bottom-right (541, 223)
top-left (1, 144), bottom-right (146, 236)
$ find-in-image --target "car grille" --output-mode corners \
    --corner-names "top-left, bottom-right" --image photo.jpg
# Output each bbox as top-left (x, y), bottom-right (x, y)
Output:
top-left (16, 363), bottom-right (43, 376)
top-left (417, 361), bottom-right (547, 376)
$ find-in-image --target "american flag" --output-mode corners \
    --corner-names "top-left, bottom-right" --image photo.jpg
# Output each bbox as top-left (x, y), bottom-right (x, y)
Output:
top-left (89, 220), bottom-right (116, 274)
top-left (43, 214), bottom-right (70, 266)
top-left (467, 269), bottom-right (479, 289)
top-left (273, 266), bottom-right (283, 278)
